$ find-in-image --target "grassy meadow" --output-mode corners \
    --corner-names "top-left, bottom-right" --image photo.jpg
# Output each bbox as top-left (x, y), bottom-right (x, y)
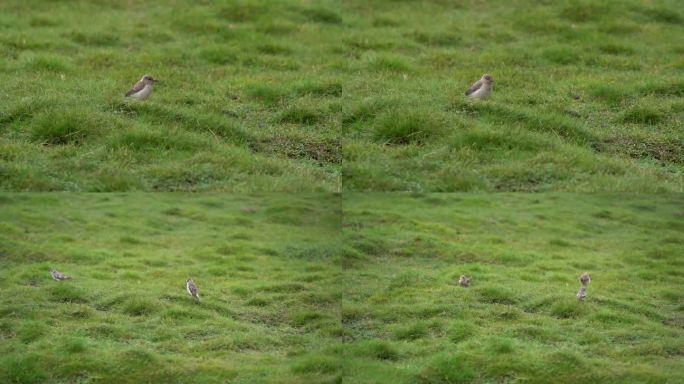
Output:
top-left (0, 193), bottom-right (342, 383)
top-left (342, 193), bottom-right (684, 383)
top-left (2, 193), bottom-right (683, 382)
top-left (342, 0), bottom-right (684, 191)
top-left (0, 0), bottom-right (682, 191)
top-left (0, 0), bottom-right (343, 191)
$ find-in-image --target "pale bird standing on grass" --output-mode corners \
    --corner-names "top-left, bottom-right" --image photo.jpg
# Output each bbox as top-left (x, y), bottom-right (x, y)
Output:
top-left (576, 286), bottom-right (587, 301)
top-left (125, 75), bottom-right (158, 101)
top-left (465, 74), bottom-right (494, 100)
top-left (577, 272), bottom-right (590, 302)
top-left (50, 269), bottom-right (72, 281)
top-left (186, 279), bottom-right (200, 302)
top-left (458, 275), bottom-right (471, 287)
top-left (579, 272), bottom-right (591, 287)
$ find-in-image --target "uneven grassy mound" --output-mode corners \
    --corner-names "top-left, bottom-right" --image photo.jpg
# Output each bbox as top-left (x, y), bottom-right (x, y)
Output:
top-left (342, 0), bottom-right (684, 191)
top-left (0, 0), bottom-right (342, 191)
top-left (0, 194), bottom-right (342, 383)
top-left (342, 193), bottom-right (684, 383)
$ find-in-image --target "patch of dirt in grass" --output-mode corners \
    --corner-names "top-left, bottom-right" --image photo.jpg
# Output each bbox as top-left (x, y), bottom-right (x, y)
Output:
top-left (597, 137), bottom-right (684, 164)
top-left (250, 136), bottom-right (341, 165)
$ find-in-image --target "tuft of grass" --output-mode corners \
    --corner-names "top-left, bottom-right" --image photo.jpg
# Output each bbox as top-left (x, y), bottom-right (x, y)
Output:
top-left (477, 286), bottom-right (518, 304)
top-left (543, 47), bottom-right (581, 64)
top-left (122, 298), bottom-right (160, 317)
top-left (373, 110), bottom-right (445, 145)
top-left (300, 8), bottom-right (343, 24)
top-left (621, 107), bottom-right (664, 124)
top-left (589, 84), bottom-right (629, 105)
top-left (279, 107), bottom-right (322, 125)
top-left (418, 354), bottom-right (476, 384)
top-left (47, 284), bottom-right (88, 303)
top-left (291, 355), bottom-right (341, 374)
top-left (30, 109), bottom-right (105, 145)
top-left (393, 321), bottom-right (428, 341)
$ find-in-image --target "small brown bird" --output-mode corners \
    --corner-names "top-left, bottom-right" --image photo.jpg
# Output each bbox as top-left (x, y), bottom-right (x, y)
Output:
top-left (458, 275), bottom-right (471, 287)
top-left (50, 269), bottom-right (72, 281)
top-left (465, 74), bottom-right (494, 100)
top-left (125, 75), bottom-right (158, 100)
top-left (579, 272), bottom-right (591, 287)
top-left (576, 286), bottom-right (587, 301)
top-left (186, 279), bottom-right (200, 302)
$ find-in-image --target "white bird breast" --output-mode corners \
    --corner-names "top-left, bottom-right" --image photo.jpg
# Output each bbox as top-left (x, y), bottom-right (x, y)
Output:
top-left (470, 84), bottom-right (492, 99)
top-left (130, 84), bottom-right (153, 100)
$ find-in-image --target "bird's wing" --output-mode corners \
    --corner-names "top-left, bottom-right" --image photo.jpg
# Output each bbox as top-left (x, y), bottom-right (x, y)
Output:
top-left (465, 79), bottom-right (483, 96)
top-left (188, 283), bottom-right (198, 295)
top-left (125, 79), bottom-right (145, 97)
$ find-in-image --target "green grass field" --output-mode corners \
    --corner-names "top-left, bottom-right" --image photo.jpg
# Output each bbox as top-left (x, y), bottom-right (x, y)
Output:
top-left (0, 194), bottom-right (342, 383)
top-left (342, 0), bottom-right (683, 191)
top-left (0, 0), bottom-right (343, 191)
top-left (1, 0), bottom-right (683, 382)
top-left (2, 193), bottom-right (682, 383)
top-left (342, 193), bottom-right (684, 383)
top-left (1, 0), bottom-right (682, 192)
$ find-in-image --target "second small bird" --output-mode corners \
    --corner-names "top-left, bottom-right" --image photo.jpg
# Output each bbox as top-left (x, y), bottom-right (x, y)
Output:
top-left (186, 279), bottom-right (200, 302)
top-left (465, 74), bottom-right (494, 100)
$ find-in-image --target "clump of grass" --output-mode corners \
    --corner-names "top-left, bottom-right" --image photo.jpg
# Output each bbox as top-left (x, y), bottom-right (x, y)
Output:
top-left (368, 55), bottom-right (412, 72)
top-left (19, 321), bottom-right (46, 343)
top-left (278, 106), bottom-right (321, 125)
top-left (550, 300), bottom-right (584, 319)
top-left (112, 128), bottom-right (205, 152)
top-left (477, 286), bottom-right (518, 304)
top-left (393, 321), bottom-right (428, 341)
top-left (200, 47), bottom-right (238, 65)
top-left (290, 310), bottom-right (325, 327)
top-left (122, 298), bottom-right (160, 317)
top-left (542, 47), bottom-right (581, 64)
top-left (643, 7), bottom-right (683, 24)
top-left (292, 81), bottom-right (342, 97)
top-left (418, 354), bottom-right (476, 384)
top-left (589, 84), bottom-right (629, 105)
top-left (70, 31), bottom-right (120, 46)
top-left (62, 337), bottom-right (88, 353)
top-left (257, 43), bottom-right (292, 55)
top-left (447, 321), bottom-right (476, 343)
top-left (0, 354), bottom-right (48, 383)
top-left (621, 106), bottom-right (664, 124)
top-left (357, 340), bottom-right (400, 361)
top-left (411, 30), bottom-right (461, 46)
top-left (26, 55), bottom-right (68, 72)
top-left (30, 109), bottom-right (104, 145)
top-left (291, 355), bottom-right (340, 374)
top-left (373, 110), bottom-right (445, 145)
top-left (219, 2), bottom-right (266, 22)
top-left (638, 81), bottom-right (684, 97)
top-left (47, 284), bottom-right (88, 303)
top-left (486, 337), bottom-right (516, 354)
top-left (300, 7), bottom-right (342, 24)
top-left (598, 43), bottom-right (635, 55)
top-left (560, 1), bottom-right (612, 22)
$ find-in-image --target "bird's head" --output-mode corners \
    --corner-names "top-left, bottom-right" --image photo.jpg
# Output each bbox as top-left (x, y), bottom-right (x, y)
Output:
top-left (142, 75), bottom-right (158, 84)
top-left (482, 74), bottom-right (493, 83)
top-left (50, 269), bottom-right (56, 273)
top-left (187, 278), bottom-right (193, 283)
